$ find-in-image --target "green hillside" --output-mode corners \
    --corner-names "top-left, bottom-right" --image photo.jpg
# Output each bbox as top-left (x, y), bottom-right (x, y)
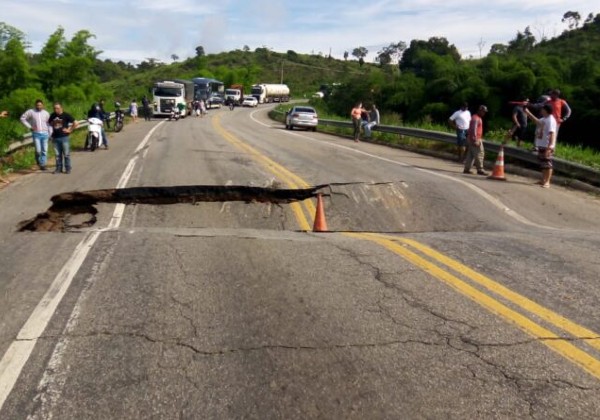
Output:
top-left (1, 11), bottom-right (599, 154)
top-left (99, 48), bottom-right (369, 102)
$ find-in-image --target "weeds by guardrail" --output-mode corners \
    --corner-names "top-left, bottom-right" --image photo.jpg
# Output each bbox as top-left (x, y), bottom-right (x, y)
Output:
top-left (269, 108), bottom-right (600, 187)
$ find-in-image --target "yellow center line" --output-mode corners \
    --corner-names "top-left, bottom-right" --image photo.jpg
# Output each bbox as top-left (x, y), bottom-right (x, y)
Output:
top-left (211, 113), bottom-right (600, 380)
top-left (346, 232), bottom-right (600, 380)
top-left (370, 234), bottom-right (600, 352)
top-left (212, 114), bottom-right (313, 230)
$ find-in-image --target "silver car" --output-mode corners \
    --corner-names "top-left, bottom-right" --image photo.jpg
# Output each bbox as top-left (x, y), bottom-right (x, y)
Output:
top-left (285, 106), bottom-right (318, 131)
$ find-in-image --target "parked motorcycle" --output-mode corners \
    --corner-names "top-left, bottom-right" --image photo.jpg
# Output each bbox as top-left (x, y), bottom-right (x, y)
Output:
top-left (85, 117), bottom-right (104, 151)
top-left (114, 108), bottom-right (124, 132)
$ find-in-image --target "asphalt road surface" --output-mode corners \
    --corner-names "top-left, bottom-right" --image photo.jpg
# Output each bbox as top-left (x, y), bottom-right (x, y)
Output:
top-left (1, 105), bottom-right (600, 419)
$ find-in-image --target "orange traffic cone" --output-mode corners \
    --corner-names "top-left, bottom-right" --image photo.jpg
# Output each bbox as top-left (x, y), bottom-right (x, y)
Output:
top-left (312, 193), bottom-right (329, 232)
top-left (488, 145), bottom-right (507, 181)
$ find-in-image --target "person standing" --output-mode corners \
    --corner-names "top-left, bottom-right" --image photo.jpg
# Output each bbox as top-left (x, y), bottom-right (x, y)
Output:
top-left (548, 89), bottom-right (571, 136)
top-left (200, 99), bottom-right (206, 117)
top-left (463, 105), bottom-right (488, 175)
top-left (20, 99), bottom-right (51, 171)
top-left (364, 104), bottom-right (380, 138)
top-left (48, 103), bottom-right (77, 174)
top-left (449, 103), bottom-right (471, 162)
top-left (142, 96), bottom-right (151, 121)
top-left (525, 104), bottom-right (557, 188)
top-left (350, 102), bottom-right (367, 142)
top-left (505, 98), bottom-right (528, 147)
top-left (129, 99), bottom-right (138, 122)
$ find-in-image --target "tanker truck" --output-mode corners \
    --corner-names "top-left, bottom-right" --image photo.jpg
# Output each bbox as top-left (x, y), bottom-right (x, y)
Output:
top-left (251, 84), bottom-right (290, 104)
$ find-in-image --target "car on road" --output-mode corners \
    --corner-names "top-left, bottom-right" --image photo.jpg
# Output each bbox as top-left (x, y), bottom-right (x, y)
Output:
top-left (242, 96), bottom-right (258, 107)
top-left (207, 95), bottom-right (224, 108)
top-left (285, 106), bottom-right (318, 131)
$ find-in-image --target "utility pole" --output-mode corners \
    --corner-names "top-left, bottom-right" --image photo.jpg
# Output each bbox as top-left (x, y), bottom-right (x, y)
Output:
top-left (280, 60), bottom-right (284, 84)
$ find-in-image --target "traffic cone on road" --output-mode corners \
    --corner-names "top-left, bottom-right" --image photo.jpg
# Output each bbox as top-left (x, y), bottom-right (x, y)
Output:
top-left (312, 193), bottom-right (329, 232)
top-left (488, 145), bottom-right (507, 181)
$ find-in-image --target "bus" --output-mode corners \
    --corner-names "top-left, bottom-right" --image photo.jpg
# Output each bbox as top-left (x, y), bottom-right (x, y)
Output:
top-left (192, 77), bottom-right (225, 108)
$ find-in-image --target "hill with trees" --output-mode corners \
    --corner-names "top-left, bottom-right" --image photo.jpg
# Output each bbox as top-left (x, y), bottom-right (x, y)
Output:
top-left (1, 10), bottom-right (599, 152)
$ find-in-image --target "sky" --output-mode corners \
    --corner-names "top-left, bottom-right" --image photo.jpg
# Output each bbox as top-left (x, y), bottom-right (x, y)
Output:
top-left (2, 0), bottom-right (598, 63)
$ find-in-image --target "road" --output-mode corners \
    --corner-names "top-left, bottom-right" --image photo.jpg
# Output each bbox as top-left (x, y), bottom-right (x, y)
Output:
top-left (1, 105), bottom-right (600, 418)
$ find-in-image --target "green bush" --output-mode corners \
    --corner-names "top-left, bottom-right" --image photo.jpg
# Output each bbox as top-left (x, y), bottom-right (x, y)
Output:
top-left (1, 87), bottom-right (48, 117)
top-left (52, 84), bottom-right (87, 104)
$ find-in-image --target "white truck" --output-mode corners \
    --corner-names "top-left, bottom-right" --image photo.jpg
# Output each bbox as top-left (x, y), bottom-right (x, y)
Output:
top-left (152, 80), bottom-right (186, 117)
top-left (251, 84), bottom-right (290, 104)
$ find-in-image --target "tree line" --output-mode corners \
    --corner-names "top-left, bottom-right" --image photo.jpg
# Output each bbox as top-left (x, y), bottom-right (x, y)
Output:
top-left (330, 11), bottom-right (600, 149)
top-left (1, 11), bottom-right (599, 152)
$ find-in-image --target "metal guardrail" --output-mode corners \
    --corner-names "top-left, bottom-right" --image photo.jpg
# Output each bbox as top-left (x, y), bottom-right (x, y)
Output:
top-left (5, 114), bottom-right (114, 154)
top-left (318, 118), bottom-right (600, 187)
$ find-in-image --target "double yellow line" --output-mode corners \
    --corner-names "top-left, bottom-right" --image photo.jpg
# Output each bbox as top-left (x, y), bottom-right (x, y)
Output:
top-left (213, 114), bottom-right (315, 230)
top-left (347, 233), bottom-right (600, 380)
top-left (212, 113), bottom-right (600, 381)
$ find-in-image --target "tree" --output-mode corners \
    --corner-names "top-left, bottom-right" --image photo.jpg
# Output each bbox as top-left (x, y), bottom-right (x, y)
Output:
top-left (195, 45), bottom-right (205, 57)
top-left (476, 38), bottom-right (486, 58)
top-left (377, 41), bottom-right (407, 67)
top-left (400, 37), bottom-right (460, 71)
top-left (351, 46), bottom-right (368, 62)
top-left (0, 22), bottom-right (26, 50)
top-left (343, 51), bottom-right (349, 61)
top-left (171, 54), bottom-right (179, 62)
top-left (489, 43), bottom-right (508, 55)
top-left (286, 50), bottom-right (298, 60)
top-left (562, 11), bottom-right (581, 29)
top-left (0, 38), bottom-right (32, 97)
top-left (507, 27), bottom-right (536, 53)
top-left (243, 45), bottom-right (250, 52)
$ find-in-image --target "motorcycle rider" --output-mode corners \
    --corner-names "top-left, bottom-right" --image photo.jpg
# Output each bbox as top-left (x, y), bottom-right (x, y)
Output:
top-left (87, 103), bottom-right (109, 149)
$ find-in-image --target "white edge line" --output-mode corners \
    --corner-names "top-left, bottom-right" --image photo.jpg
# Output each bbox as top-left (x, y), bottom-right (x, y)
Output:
top-left (0, 121), bottom-right (165, 411)
top-left (249, 110), bottom-right (554, 230)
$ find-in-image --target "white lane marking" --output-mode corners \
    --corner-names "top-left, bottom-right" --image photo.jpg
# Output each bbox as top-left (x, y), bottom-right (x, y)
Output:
top-left (0, 121), bottom-right (165, 411)
top-left (249, 110), bottom-right (553, 230)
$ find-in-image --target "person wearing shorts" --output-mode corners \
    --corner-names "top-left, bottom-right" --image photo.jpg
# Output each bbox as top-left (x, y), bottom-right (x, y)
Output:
top-left (525, 104), bottom-right (557, 188)
top-left (449, 103), bottom-right (471, 162)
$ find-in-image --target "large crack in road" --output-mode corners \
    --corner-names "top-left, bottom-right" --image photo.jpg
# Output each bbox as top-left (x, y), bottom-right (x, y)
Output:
top-left (18, 184), bottom-right (326, 232)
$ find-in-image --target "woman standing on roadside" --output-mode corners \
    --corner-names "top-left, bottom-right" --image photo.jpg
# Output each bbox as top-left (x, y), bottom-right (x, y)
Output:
top-left (350, 102), bottom-right (367, 142)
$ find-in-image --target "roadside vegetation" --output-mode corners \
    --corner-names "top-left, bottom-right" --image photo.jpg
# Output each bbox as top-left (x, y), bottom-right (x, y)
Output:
top-left (1, 10), bottom-right (599, 175)
top-left (275, 102), bottom-right (600, 170)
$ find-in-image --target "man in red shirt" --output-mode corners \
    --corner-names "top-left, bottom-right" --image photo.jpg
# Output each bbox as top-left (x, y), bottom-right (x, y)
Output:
top-left (463, 105), bottom-right (488, 175)
top-left (548, 89), bottom-right (571, 135)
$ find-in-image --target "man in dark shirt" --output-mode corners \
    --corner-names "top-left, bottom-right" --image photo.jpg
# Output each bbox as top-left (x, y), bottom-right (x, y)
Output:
top-left (142, 96), bottom-right (152, 121)
top-left (506, 98), bottom-right (529, 147)
top-left (49, 102), bottom-right (78, 174)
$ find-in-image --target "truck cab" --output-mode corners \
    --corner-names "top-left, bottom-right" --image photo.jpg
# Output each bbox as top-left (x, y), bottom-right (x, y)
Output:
top-left (224, 89), bottom-right (242, 105)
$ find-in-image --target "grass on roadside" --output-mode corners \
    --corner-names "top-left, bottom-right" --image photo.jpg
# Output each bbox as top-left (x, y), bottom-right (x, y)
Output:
top-left (0, 118), bottom-right (127, 175)
top-left (277, 104), bottom-right (600, 170)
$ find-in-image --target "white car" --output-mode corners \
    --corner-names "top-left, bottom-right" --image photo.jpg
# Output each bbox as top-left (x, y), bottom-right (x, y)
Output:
top-left (242, 96), bottom-right (258, 107)
top-left (285, 106), bottom-right (318, 131)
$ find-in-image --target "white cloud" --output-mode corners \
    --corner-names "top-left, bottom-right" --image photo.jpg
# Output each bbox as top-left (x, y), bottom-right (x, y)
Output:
top-left (1, 0), bottom-right (598, 63)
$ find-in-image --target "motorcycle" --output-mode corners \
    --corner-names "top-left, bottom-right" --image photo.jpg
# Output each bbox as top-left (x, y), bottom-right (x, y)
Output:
top-left (168, 107), bottom-right (181, 121)
top-left (85, 117), bottom-right (104, 151)
top-left (114, 109), bottom-right (124, 132)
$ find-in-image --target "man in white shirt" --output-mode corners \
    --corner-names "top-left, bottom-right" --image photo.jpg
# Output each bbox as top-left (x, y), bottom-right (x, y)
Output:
top-left (525, 104), bottom-right (557, 188)
top-left (364, 104), bottom-right (380, 138)
top-left (448, 103), bottom-right (471, 162)
top-left (20, 99), bottom-right (51, 171)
